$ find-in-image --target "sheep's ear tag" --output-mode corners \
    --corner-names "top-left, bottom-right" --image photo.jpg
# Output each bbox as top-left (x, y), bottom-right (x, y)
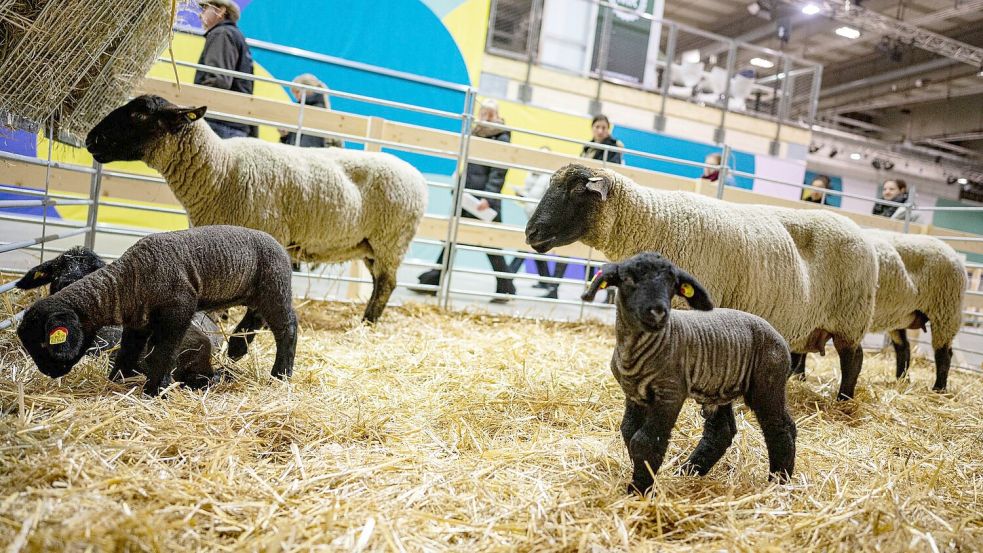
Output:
top-left (679, 283), bottom-right (695, 298)
top-left (586, 176), bottom-right (609, 201)
top-left (48, 326), bottom-right (68, 345)
top-left (186, 111), bottom-right (198, 121)
top-left (590, 270), bottom-right (607, 289)
top-left (33, 271), bottom-right (45, 280)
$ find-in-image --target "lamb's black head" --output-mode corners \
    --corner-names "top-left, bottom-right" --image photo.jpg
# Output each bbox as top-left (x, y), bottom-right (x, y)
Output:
top-left (525, 164), bottom-right (610, 253)
top-left (582, 252), bottom-right (713, 333)
top-left (17, 304), bottom-right (92, 379)
top-left (85, 95), bottom-right (207, 163)
top-left (16, 247), bottom-right (106, 294)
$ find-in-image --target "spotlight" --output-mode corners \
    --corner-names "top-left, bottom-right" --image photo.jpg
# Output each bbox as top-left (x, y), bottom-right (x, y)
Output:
top-left (883, 160), bottom-right (894, 170)
top-left (750, 57), bottom-right (775, 69)
top-left (871, 159), bottom-right (881, 170)
top-left (808, 143), bottom-right (820, 153)
top-left (828, 147), bottom-right (838, 158)
top-left (947, 176), bottom-right (958, 185)
top-left (957, 177), bottom-right (969, 185)
top-left (850, 152), bottom-right (862, 160)
top-left (801, 4), bottom-right (820, 15)
top-left (747, 1), bottom-right (771, 18)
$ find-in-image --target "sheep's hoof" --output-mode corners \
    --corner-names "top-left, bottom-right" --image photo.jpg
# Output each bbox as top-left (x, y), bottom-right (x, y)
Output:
top-left (271, 364), bottom-right (293, 380)
top-left (227, 338), bottom-right (248, 360)
top-left (627, 481), bottom-right (653, 496)
top-left (932, 386), bottom-right (947, 393)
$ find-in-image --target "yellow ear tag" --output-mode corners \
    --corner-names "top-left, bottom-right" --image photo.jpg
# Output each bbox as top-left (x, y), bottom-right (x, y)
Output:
top-left (680, 283), bottom-right (695, 298)
top-left (49, 326), bottom-right (68, 345)
top-left (33, 271), bottom-right (45, 280)
top-left (590, 270), bottom-right (607, 289)
top-left (187, 112), bottom-right (198, 121)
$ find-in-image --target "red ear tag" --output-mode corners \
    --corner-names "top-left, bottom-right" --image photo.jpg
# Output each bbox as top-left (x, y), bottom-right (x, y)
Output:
top-left (590, 270), bottom-right (607, 289)
top-left (49, 326), bottom-right (68, 345)
top-left (680, 283), bottom-right (695, 298)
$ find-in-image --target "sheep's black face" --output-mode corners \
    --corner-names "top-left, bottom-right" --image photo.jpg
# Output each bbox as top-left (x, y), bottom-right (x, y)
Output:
top-left (17, 305), bottom-right (92, 379)
top-left (16, 247), bottom-right (106, 295)
top-left (582, 252), bottom-right (714, 333)
top-left (85, 95), bottom-right (207, 163)
top-left (525, 164), bottom-right (606, 253)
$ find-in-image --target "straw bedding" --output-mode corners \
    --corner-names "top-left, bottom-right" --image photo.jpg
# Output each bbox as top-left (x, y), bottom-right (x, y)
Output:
top-left (0, 295), bottom-right (981, 552)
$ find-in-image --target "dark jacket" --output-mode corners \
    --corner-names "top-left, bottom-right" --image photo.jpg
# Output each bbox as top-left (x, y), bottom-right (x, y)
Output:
top-left (872, 191), bottom-right (908, 218)
top-left (465, 128), bottom-right (511, 219)
top-left (194, 20), bottom-right (255, 136)
top-left (581, 135), bottom-right (624, 164)
top-left (279, 93), bottom-right (343, 149)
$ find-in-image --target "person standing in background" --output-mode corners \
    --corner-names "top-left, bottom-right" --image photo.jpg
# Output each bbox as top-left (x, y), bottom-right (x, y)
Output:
top-left (803, 175), bottom-right (831, 205)
top-left (581, 115), bottom-right (624, 164)
top-left (873, 178), bottom-right (910, 218)
top-left (279, 74), bottom-right (343, 148)
top-left (195, 0), bottom-right (256, 138)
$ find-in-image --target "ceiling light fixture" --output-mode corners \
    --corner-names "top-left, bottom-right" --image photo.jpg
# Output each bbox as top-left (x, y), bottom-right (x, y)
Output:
top-left (835, 26), bottom-right (860, 39)
top-left (957, 177), bottom-right (969, 185)
top-left (750, 57), bottom-right (775, 68)
top-left (801, 4), bottom-right (820, 15)
top-left (850, 152), bottom-right (862, 160)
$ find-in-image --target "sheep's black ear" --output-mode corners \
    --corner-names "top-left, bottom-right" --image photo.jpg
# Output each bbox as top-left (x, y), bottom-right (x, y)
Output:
top-left (45, 311), bottom-right (84, 361)
top-left (581, 263), bottom-right (620, 301)
top-left (586, 175), bottom-right (611, 201)
top-left (15, 261), bottom-right (56, 290)
top-left (675, 268), bottom-right (713, 311)
top-left (160, 105), bottom-right (208, 132)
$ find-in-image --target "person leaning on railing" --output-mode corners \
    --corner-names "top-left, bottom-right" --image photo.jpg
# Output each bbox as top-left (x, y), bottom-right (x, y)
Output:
top-left (194, 0), bottom-right (257, 139)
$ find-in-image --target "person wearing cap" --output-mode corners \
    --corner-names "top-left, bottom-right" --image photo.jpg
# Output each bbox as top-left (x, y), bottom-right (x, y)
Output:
top-left (194, 0), bottom-right (256, 138)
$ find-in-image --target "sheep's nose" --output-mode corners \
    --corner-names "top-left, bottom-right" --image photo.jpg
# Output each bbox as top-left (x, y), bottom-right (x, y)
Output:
top-left (649, 306), bottom-right (666, 324)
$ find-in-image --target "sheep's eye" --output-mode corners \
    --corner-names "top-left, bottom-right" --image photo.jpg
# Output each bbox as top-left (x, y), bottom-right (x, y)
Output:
top-left (622, 276), bottom-right (635, 286)
top-left (132, 112), bottom-right (150, 123)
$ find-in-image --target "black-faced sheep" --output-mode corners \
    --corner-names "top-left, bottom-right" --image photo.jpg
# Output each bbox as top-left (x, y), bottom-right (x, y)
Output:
top-left (791, 231), bottom-right (966, 391)
top-left (17, 226), bottom-right (297, 396)
top-left (14, 247), bottom-right (223, 389)
top-left (84, 95), bottom-right (428, 323)
top-left (525, 164), bottom-right (878, 400)
top-left (583, 252), bottom-right (795, 493)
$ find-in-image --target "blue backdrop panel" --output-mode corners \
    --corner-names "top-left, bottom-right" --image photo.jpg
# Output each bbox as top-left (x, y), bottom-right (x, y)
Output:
top-left (616, 127), bottom-right (756, 189)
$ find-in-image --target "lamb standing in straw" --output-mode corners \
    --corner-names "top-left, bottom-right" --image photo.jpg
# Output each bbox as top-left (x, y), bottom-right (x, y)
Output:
top-left (525, 164), bottom-right (878, 400)
top-left (583, 252), bottom-right (795, 493)
top-left (85, 95), bottom-right (428, 322)
top-left (17, 226), bottom-right (297, 396)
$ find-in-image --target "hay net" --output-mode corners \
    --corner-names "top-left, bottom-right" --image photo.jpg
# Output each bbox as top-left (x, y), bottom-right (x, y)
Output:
top-left (0, 0), bottom-right (173, 139)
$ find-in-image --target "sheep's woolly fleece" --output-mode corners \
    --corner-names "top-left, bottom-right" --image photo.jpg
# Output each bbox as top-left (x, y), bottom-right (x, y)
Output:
top-left (147, 120), bottom-right (428, 271)
top-left (866, 230), bottom-right (967, 348)
top-left (577, 166), bottom-right (879, 351)
top-left (1, 298), bottom-right (981, 552)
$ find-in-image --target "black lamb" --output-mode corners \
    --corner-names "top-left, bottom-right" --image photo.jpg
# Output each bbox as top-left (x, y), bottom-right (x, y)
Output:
top-left (582, 252), bottom-right (796, 493)
top-left (16, 226), bottom-right (297, 396)
top-left (15, 247), bottom-right (223, 389)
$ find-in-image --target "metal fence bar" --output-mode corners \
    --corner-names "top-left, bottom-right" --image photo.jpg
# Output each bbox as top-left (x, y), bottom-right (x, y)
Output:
top-left (0, 199), bottom-right (92, 208)
top-left (438, 89), bottom-right (477, 307)
top-left (0, 228), bottom-right (89, 255)
top-left (84, 162), bottom-right (104, 250)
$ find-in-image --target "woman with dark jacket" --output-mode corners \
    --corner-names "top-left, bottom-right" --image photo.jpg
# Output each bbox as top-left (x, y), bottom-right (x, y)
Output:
top-left (279, 74), bottom-right (344, 149)
top-left (416, 100), bottom-right (516, 301)
top-left (872, 178), bottom-right (909, 218)
top-left (581, 114), bottom-right (624, 164)
top-left (194, 0), bottom-right (256, 138)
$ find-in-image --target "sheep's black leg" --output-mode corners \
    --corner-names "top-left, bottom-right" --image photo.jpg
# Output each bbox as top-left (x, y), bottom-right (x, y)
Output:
top-left (888, 329), bottom-right (910, 380)
top-left (227, 308), bottom-right (264, 360)
top-left (744, 384), bottom-right (796, 482)
top-left (258, 304), bottom-right (297, 380)
top-left (833, 336), bottom-right (864, 400)
top-left (620, 399), bottom-right (646, 449)
top-left (679, 403), bottom-right (737, 476)
top-left (626, 398), bottom-right (684, 494)
top-left (932, 346), bottom-right (952, 392)
top-left (788, 353), bottom-right (806, 380)
top-left (142, 305), bottom-right (196, 396)
top-left (110, 327), bottom-right (150, 381)
top-left (363, 259), bottom-right (396, 324)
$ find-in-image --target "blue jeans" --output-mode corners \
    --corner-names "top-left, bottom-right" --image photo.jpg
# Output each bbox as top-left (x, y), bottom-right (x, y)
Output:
top-left (207, 119), bottom-right (249, 139)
